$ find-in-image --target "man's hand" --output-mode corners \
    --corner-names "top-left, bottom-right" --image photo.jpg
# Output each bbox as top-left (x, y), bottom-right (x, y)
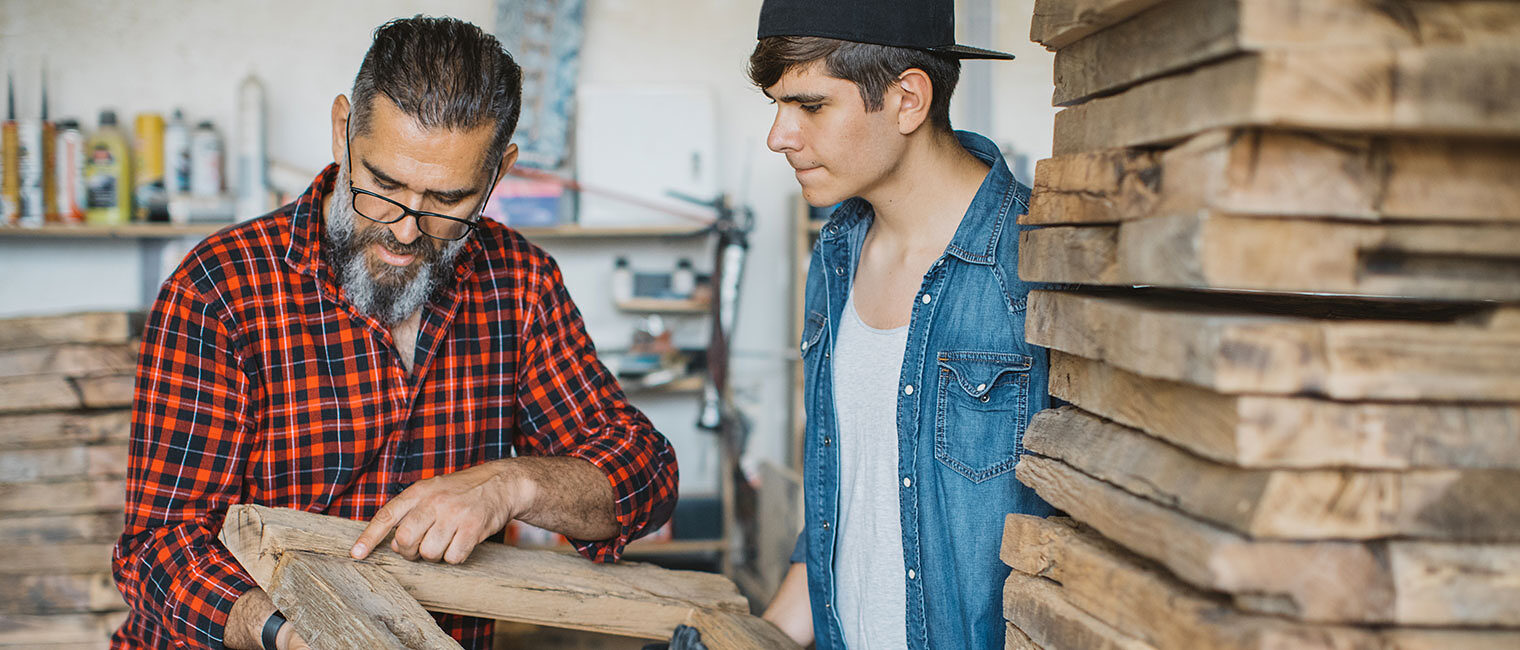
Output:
top-left (350, 461), bottom-right (522, 564)
top-left (225, 588), bottom-right (312, 650)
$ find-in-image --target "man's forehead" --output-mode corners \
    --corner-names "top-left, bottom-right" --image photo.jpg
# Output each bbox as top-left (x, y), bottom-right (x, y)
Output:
top-left (764, 63), bottom-right (844, 101)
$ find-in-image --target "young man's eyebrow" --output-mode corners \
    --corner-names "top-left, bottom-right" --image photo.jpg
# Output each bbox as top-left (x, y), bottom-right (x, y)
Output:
top-left (776, 92), bottom-right (828, 104)
top-left (361, 159), bottom-right (478, 202)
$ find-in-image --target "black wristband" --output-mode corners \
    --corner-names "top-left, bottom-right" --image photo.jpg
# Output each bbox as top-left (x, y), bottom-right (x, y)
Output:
top-left (261, 611), bottom-right (287, 650)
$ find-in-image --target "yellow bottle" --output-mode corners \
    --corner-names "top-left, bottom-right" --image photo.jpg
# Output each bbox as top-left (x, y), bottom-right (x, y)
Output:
top-left (85, 109), bottom-right (131, 225)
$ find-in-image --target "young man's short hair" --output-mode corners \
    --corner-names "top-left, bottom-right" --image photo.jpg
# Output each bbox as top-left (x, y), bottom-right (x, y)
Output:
top-left (749, 36), bottom-right (962, 132)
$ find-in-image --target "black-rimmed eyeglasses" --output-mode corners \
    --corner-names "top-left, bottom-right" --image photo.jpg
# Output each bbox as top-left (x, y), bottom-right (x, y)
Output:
top-left (344, 115), bottom-right (502, 242)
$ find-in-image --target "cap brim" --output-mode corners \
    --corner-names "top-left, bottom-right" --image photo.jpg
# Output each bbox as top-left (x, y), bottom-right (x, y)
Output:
top-left (929, 44), bottom-right (1015, 60)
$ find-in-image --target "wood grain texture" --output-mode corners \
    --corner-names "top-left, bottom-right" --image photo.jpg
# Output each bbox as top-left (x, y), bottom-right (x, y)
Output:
top-left (1026, 290), bottom-right (1520, 401)
top-left (1048, 350), bottom-right (1520, 470)
top-left (1024, 129), bottom-right (1520, 225)
top-left (0, 411), bottom-right (130, 450)
top-left (0, 312), bottom-right (141, 350)
top-left (1026, 406), bottom-right (1520, 540)
top-left (0, 478), bottom-right (125, 515)
top-left (220, 505), bottom-right (798, 648)
top-left (0, 511), bottom-right (123, 545)
top-left (0, 544), bottom-right (113, 575)
top-left (1014, 457), bottom-right (1520, 625)
top-left (267, 550), bottom-right (462, 650)
top-left (1030, 0), bottom-right (1170, 50)
top-left (1001, 514), bottom-right (1520, 649)
top-left (0, 573), bottom-right (124, 614)
top-left (0, 611), bottom-right (127, 646)
top-left (1002, 571), bottom-right (1157, 650)
top-left (0, 344), bottom-right (136, 379)
top-left (1053, 0), bottom-right (1520, 105)
top-left (1052, 46), bottom-right (1520, 155)
top-left (1019, 214), bottom-right (1520, 300)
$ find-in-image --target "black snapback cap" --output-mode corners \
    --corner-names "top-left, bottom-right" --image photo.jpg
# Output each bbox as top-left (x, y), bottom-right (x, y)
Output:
top-left (757, 0), bottom-right (1014, 60)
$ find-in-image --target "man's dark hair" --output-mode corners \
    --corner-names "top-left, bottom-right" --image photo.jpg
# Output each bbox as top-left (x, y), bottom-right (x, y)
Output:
top-left (351, 15), bottom-right (523, 173)
top-left (748, 36), bottom-right (961, 132)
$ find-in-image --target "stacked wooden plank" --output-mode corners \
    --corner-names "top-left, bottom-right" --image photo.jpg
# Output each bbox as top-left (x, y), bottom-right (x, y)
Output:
top-left (1007, 0), bottom-right (1520, 647)
top-left (0, 312), bottom-right (140, 648)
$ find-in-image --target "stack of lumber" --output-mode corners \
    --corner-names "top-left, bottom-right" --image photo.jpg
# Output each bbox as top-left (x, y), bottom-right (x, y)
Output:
top-left (1006, 0), bottom-right (1520, 647)
top-left (0, 312), bottom-right (140, 648)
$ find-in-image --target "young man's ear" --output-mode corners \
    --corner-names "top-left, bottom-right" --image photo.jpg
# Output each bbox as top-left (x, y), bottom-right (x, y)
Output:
top-left (894, 68), bottom-right (934, 136)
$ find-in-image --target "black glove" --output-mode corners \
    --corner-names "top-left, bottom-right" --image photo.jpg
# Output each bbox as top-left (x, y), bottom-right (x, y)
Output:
top-left (641, 624), bottom-right (708, 650)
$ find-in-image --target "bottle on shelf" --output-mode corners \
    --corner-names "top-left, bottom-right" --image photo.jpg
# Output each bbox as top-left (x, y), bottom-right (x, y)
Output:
top-left (612, 256), bottom-right (634, 303)
top-left (189, 121), bottom-right (222, 198)
top-left (84, 109), bottom-right (132, 225)
top-left (134, 112), bottom-right (168, 221)
top-left (1, 73), bottom-right (18, 225)
top-left (53, 119), bottom-right (86, 224)
top-left (672, 258), bottom-right (695, 298)
top-left (164, 109), bottom-right (191, 196)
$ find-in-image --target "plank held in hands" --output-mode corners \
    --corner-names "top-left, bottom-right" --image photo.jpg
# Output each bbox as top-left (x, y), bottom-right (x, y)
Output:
top-left (219, 504), bottom-right (798, 648)
top-left (1024, 406), bottom-right (1520, 541)
top-left (1047, 351), bottom-right (1520, 470)
top-left (266, 550), bottom-right (463, 650)
top-left (1026, 289), bottom-right (1520, 401)
top-left (1023, 129), bottom-right (1520, 225)
top-left (1001, 514), bottom-right (1520, 649)
top-left (1014, 456), bottom-right (1520, 625)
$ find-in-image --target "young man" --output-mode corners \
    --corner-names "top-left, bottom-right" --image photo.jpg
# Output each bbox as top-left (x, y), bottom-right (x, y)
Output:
top-left (751, 1), bottom-right (1055, 648)
top-left (111, 17), bottom-right (677, 650)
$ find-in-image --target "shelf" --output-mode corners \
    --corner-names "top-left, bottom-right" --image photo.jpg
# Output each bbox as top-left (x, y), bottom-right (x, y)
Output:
top-left (514, 224), bottom-right (709, 240)
top-left (0, 223), bottom-right (229, 240)
top-left (615, 297), bottom-right (711, 314)
top-left (622, 374), bottom-right (705, 395)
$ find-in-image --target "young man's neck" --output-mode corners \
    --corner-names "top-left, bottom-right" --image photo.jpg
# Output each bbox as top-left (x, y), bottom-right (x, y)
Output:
top-left (860, 128), bottom-right (989, 244)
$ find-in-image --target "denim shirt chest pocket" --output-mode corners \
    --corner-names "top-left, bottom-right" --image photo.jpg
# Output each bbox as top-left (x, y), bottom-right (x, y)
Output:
top-left (933, 351), bottom-right (1032, 483)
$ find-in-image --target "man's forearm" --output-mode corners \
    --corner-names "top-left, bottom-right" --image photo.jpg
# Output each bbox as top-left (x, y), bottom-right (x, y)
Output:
top-left (502, 456), bottom-right (619, 540)
top-left (225, 587), bottom-right (276, 650)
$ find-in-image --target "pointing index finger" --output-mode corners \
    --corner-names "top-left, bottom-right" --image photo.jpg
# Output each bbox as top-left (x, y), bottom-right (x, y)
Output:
top-left (351, 497), bottom-right (412, 559)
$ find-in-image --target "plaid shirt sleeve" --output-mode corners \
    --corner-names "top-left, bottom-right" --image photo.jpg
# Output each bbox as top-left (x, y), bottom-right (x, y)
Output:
top-left (113, 275), bottom-right (258, 649)
top-left (514, 256), bottom-right (679, 562)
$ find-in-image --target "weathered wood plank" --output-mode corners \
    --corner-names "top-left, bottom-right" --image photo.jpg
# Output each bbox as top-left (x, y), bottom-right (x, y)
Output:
top-left (0, 344), bottom-right (137, 379)
top-left (1019, 214), bottom-right (1520, 300)
top-left (1026, 289), bottom-right (1520, 401)
top-left (682, 609), bottom-right (813, 650)
top-left (1026, 406), bottom-right (1520, 540)
top-left (0, 313), bottom-right (141, 350)
top-left (73, 375), bottom-right (134, 410)
top-left (1030, 0), bottom-right (1169, 50)
top-left (0, 511), bottom-right (123, 545)
top-left (1048, 350), bottom-right (1520, 470)
top-left (0, 411), bottom-right (130, 450)
top-left (267, 550), bottom-right (462, 650)
top-left (0, 543), bottom-right (113, 575)
top-left (0, 611), bottom-right (127, 646)
top-left (1015, 456), bottom-right (1520, 625)
top-left (1052, 46), bottom-right (1520, 155)
top-left (1003, 571), bottom-right (1157, 650)
top-left (220, 505), bottom-right (798, 648)
top-left (1054, 0), bottom-right (1520, 105)
top-left (0, 376), bottom-right (81, 413)
top-left (0, 444), bottom-right (129, 484)
top-left (1005, 621), bottom-right (1043, 650)
top-left (0, 478), bottom-right (124, 515)
top-left (0, 573), bottom-right (124, 614)
top-left (1024, 129), bottom-right (1520, 225)
top-left (1002, 514), bottom-right (1520, 649)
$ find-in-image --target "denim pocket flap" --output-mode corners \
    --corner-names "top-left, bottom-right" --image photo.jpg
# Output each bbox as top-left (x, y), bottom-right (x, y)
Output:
top-left (938, 352), bottom-right (1032, 399)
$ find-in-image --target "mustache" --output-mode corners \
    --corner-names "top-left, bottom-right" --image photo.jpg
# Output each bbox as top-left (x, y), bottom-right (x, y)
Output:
top-left (357, 220), bottom-right (440, 262)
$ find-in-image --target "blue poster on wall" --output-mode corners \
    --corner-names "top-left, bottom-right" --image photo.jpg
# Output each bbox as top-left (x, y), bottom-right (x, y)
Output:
top-left (495, 0), bottom-right (583, 170)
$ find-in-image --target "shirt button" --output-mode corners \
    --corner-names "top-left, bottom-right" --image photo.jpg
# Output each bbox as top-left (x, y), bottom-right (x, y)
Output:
top-left (801, 341), bottom-right (809, 351)
top-left (835, 266), bottom-right (844, 276)
top-left (921, 294), bottom-right (931, 304)
top-left (976, 383), bottom-right (986, 392)
top-left (902, 477), bottom-right (912, 488)
top-left (823, 437), bottom-right (832, 446)
top-left (822, 520), bottom-right (830, 530)
top-left (908, 569), bottom-right (917, 579)
top-left (935, 259), bottom-right (943, 267)
top-left (903, 384), bottom-right (914, 396)
top-left (825, 603), bottom-right (831, 609)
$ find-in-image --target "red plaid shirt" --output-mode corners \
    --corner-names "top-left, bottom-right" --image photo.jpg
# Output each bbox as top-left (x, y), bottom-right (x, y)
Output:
top-left (111, 164), bottom-right (678, 649)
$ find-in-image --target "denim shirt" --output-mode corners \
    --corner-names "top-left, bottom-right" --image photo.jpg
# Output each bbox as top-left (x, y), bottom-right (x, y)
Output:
top-left (792, 131), bottom-right (1056, 650)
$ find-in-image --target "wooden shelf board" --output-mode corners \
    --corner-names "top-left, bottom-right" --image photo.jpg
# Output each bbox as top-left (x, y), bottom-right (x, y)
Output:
top-left (0, 223), bottom-right (228, 239)
top-left (514, 224), bottom-right (709, 240)
top-left (615, 298), bottom-right (711, 314)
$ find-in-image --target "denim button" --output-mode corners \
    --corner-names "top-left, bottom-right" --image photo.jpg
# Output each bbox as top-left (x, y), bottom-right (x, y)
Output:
top-left (908, 569), bottom-right (916, 579)
top-left (976, 383), bottom-right (986, 391)
top-left (835, 266), bottom-right (844, 276)
top-left (903, 384), bottom-right (914, 396)
top-left (824, 437), bottom-right (832, 446)
top-left (801, 341), bottom-right (809, 352)
top-left (921, 294), bottom-right (931, 304)
top-left (902, 477), bottom-right (911, 488)
top-left (822, 520), bottom-right (830, 530)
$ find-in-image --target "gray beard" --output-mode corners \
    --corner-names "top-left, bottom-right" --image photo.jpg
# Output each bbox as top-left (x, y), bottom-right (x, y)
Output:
top-left (323, 165), bottom-right (468, 326)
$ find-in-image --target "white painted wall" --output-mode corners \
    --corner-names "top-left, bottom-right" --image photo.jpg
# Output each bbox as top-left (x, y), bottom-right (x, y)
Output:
top-left (0, 0), bottom-right (1055, 494)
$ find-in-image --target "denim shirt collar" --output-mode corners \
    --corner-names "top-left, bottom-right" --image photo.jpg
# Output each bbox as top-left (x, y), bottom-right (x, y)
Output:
top-left (817, 130), bottom-right (1023, 267)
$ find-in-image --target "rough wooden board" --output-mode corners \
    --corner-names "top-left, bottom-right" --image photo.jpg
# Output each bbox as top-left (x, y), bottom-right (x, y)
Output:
top-left (1001, 514), bottom-right (1520, 650)
top-left (0, 411), bottom-right (130, 450)
top-left (682, 609), bottom-right (805, 650)
top-left (1024, 129), bottom-right (1520, 225)
top-left (0, 443), bottom-right (129, 483)
top-left (1053, 0), bottom-right (1520, 105)
top-left (0, 611), bottom-right (128, 646)
top-left (0, 478), bottom-right (125, 515)
top-left (0, 344), bottom-right (137, 379)
top-left (1015, 456), bottom-right (1520, 625)
top-left (1052, 46), bottom-right (1520, 155)
top-left (0, 511), bottom-right (123, 545)
top-left (221, 505), bottom-right (798, 648)
top-left (1048, 350), bottom-right (1520, 470)
top-left (73, 375), bottom-right (134, 409)
top-left (0, 313), bottom-right (141, 350)
top-left (1026, 406), bottom-right (1520, 540)
top-left (0, 375), bottom-right (80, 413)
top-left (1005, 622), bottom-right (1043, 650)
top-left (267, 550), bottom-right (462, 650)
top-left (0, 543), bottom-right (114, 575)
top-left (1026, 289), bottom-right (1520, 401)
top-left (1030, 0), bottom-right (1170, 50)
top-left (1003, 571), bottom-right (1157, 650)
top-left (0, 573), bottom-right (124, 614)
top-left (1019, 214), bottom-right (1520, 300)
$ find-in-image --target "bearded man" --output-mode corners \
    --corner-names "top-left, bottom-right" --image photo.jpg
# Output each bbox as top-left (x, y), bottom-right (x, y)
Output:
top-left (110, 16), bottom-right (678, 650)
